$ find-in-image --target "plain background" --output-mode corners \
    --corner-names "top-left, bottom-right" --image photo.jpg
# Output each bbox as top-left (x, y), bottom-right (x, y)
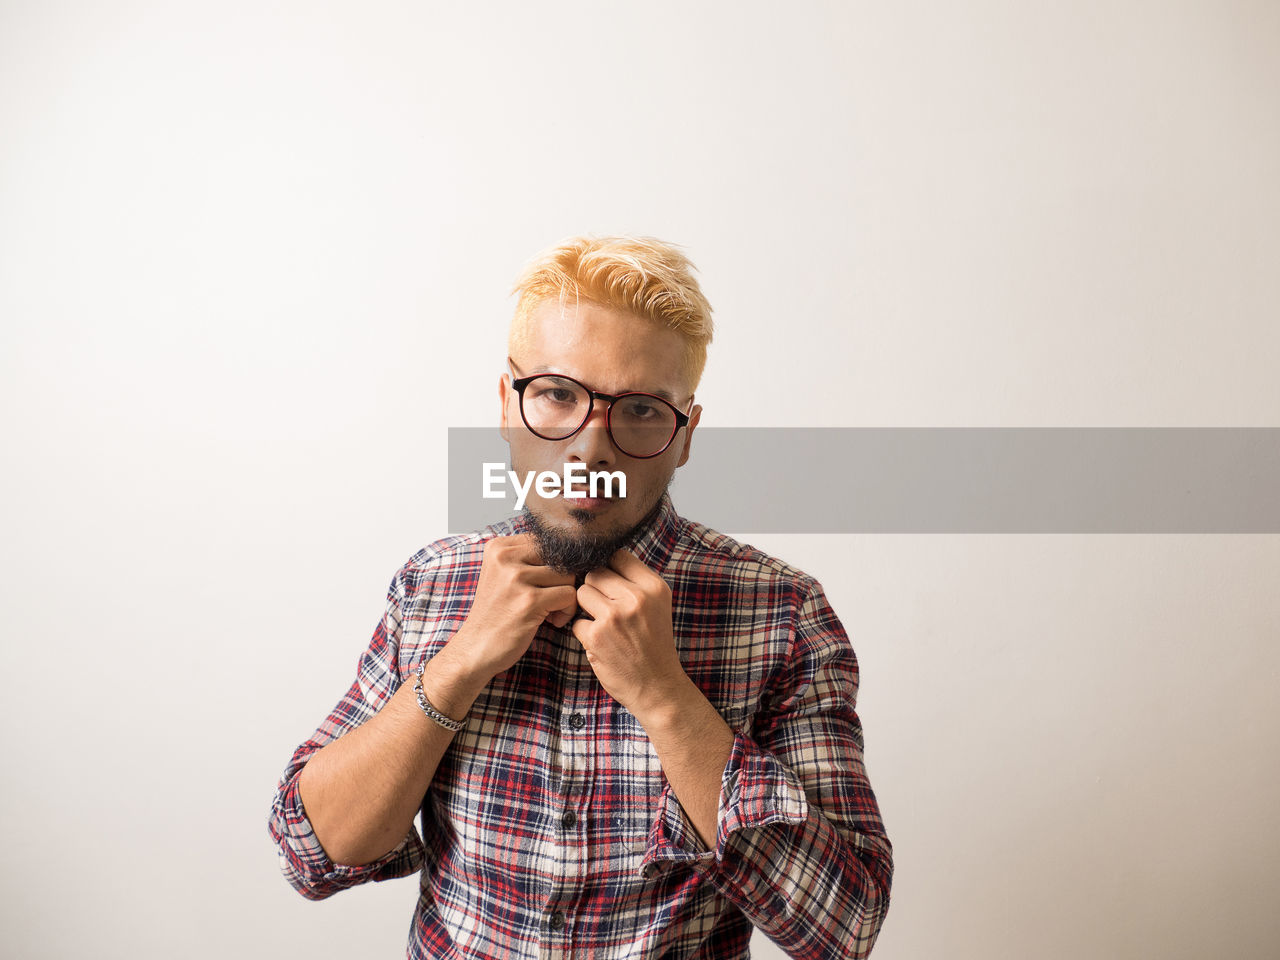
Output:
top-left (2, 1), bottom-right (1278, 958)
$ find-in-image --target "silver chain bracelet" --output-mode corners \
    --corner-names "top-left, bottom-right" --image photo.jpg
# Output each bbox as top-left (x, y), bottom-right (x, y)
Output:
top-left (413, 660), bottom-right (467, 732)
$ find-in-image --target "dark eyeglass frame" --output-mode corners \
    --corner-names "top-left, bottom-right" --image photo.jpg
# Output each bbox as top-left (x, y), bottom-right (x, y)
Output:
top-left (507, 360), bottom-right (693, 460)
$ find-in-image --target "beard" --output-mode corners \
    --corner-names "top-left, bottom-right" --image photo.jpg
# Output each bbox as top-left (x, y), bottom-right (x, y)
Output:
top-left (523, 481), bottom-right (669, 577)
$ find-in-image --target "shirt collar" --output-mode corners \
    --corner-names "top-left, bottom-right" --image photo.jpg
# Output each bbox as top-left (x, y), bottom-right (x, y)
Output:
top-left (622, 490), bottom-right (681, 573)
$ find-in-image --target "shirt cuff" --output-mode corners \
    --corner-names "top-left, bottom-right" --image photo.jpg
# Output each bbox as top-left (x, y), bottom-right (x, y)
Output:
top-left (273, 773), bottom-right (425, 899)
top-left (643, 729), bottom-right (810, 871)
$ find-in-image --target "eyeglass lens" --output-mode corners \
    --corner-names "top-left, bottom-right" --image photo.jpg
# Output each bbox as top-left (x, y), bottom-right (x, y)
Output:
top-left (520, 375), bottom-right (677, 457)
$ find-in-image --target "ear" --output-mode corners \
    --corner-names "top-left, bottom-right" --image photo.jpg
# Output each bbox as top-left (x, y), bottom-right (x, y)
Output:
top-left (675, 402), bottom-right (701, 468)
top-left (498, 372), bottom-right (512, 442)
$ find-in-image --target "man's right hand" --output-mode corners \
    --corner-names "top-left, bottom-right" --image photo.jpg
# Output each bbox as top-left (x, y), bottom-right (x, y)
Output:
top-left (447, 534), bottom-right (577, 681)
top-left (297, 535), bottom-right (575, 868)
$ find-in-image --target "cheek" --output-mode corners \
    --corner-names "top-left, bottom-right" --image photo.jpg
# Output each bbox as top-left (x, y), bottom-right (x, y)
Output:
top-left (507, 438), bottom-right (574, 509)
top-left (621, 459), bottom-right (676, 502)
top-left (507, 434), bottom-right (553, 474)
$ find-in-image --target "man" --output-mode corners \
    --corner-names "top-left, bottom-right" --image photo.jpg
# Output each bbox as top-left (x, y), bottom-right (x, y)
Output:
top-left (269, 235), bottom-right (893, 959)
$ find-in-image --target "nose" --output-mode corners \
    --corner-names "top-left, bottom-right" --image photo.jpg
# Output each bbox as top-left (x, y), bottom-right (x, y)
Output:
top-left (563, 401), bottom-right (616, 468)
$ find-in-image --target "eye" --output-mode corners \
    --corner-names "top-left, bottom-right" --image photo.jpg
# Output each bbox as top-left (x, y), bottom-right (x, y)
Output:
top-left (527, 377), bottom-right (583, 406)
top-left (616, 396), bottom-right (664, 420)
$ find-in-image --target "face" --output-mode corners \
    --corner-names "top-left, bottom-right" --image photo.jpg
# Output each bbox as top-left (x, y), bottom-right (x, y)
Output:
top-left (499, 298), bottom-right (701, 572)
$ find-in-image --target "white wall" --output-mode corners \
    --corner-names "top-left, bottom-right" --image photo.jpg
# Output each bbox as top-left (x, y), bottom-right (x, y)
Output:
top-left (2, 2), bottom-right (1277, 958)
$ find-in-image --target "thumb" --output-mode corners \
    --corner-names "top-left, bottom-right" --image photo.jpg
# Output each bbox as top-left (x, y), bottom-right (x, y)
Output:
top-left (545, 599), bottom-right (578, 628)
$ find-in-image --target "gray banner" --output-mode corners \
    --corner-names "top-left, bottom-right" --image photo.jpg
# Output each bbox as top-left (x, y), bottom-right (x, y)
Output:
top-left (447, 428), bottom-right (1280, 533)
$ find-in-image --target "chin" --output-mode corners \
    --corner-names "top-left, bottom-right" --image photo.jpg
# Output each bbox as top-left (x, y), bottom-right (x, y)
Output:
top-left (554, 504), bottom-right (630, 537)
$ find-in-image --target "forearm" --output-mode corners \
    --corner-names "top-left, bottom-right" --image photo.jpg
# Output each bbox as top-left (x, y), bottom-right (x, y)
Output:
top-left (635, 677), bottom-right (734, 849)
top-left (656, 719), bottom-right (892, 959)
top-left (297, 644), bottom-right (488, 867)
top-left (720, 791), bottom-right (891, 959)
top-left (639, 684), bottom-right (892, 958)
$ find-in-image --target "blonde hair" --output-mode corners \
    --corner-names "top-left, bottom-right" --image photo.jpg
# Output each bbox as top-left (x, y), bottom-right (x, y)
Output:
top-left (509, 235), bottom-right (714, 391)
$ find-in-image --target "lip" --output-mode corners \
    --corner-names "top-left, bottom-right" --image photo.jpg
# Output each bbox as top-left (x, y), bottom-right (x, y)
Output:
top-left (562, 495), bottom-right (615, 511)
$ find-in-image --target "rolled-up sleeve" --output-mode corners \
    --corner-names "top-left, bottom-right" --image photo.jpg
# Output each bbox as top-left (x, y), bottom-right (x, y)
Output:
top-left (271, 758), bottom-right (424, 899)
top-left (652, 582), bottom-right (893, 959)
top-left (267, 574), bottom-right (426, 900)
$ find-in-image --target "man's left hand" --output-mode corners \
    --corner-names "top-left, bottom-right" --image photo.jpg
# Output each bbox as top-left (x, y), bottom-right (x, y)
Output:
top-left (572, 549), bottom-right (687, 718)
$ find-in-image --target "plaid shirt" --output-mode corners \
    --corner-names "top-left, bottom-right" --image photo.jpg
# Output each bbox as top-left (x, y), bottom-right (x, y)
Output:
top-left (269, 493), bottom-right (892, 959)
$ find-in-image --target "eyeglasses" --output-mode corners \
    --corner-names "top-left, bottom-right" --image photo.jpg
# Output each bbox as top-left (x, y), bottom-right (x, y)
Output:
top-left (507, 360), bottom-right (693, 459)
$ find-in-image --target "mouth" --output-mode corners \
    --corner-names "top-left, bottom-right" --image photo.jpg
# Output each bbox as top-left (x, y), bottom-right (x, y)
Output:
top-left (562, 494), bottom-right (617, 511)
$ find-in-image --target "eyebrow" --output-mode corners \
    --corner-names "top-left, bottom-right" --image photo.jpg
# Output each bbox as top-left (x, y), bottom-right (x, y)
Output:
top-left (526, 365), bottom-right (680, 403)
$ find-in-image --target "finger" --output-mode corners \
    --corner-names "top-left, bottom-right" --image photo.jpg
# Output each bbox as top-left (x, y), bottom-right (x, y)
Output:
top-left (582, 565), bottom-right (630, 598)
top-left (525, 564), bottom-right (577, 587)
top-left (608, 548), bottom-right (654, 582)
top-left (485, 534), bottom-right (543, 566)
top-left (545, 604), bottom-right (576, 628)
top-left (539, 583), bottom-right (578, 619)
top-left (571, 615), bottom-right (598, 649)
top-left (493, 533), bottom-right (580, 570)
top-left (575, 581), bottom-right (610, 617)
top-left (489, 533), bottom-right (536, 552)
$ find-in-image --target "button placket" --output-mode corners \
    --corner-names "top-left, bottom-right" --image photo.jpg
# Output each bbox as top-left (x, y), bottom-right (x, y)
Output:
top-left (546, 639), bottom-right (593, 946)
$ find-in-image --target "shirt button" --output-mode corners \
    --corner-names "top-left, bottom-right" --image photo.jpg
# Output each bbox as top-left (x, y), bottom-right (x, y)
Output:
top-left (568, 713), bottom-right (586, 730)
top-left (560, 810), bottom-right (577, 829)
top-left (642, 862), bottom-right (660, 880)
top-left (548, 911), bottom-right (566, 931)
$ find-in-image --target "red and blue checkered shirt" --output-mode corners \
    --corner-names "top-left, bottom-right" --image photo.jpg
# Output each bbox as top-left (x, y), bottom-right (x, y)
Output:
top-left (269, 493), bottom-right (893, 958)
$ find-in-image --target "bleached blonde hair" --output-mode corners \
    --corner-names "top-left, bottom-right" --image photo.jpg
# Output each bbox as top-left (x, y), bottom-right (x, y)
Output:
top-left (508, 235), bottom-right (714, 392)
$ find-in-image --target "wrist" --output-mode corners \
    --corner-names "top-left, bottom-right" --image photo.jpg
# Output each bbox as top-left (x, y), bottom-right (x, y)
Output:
top-left (446, 620), bottom-right (528, 685)
top-left (631, 674), bottom-right (707, 736)
top-left (413, 663), bottom-right (467, 732)
top-left (417, 642), bottom-right (488, 721)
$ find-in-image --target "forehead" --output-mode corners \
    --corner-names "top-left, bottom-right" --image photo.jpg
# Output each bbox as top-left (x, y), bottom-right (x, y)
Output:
top-left (516, 298), bottom-right (690, 397)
